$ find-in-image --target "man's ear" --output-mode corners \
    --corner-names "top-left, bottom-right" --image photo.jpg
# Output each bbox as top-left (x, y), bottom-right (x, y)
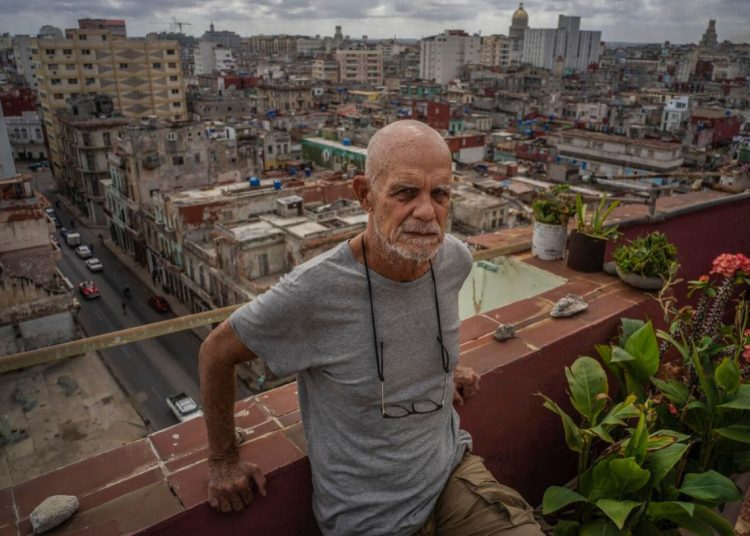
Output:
top-left (352, 175), bottom-right (373, 212)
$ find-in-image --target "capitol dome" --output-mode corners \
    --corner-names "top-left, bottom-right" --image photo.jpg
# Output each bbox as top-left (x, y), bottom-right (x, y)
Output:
top-left (512, 3), bottom-right (528, 26)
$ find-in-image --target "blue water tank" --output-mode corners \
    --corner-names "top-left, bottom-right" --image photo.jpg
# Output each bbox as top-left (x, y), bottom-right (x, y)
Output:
top-left (304, 167), bottom-right (312, 177)
top-left (273, 180), bottom-right (282, 190)
top-left (342, 138), bottom-right (352, 146)
top-left (249, 177), bottom-right (261, 187)
top-left (289, 167), bottom-right (297, 176)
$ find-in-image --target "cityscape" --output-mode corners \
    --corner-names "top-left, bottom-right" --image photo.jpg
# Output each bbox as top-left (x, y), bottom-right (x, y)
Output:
top-left (1, 3), bottom-right (750, 534)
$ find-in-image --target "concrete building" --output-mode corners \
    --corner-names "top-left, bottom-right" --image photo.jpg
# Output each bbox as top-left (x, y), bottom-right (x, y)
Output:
top-left (1, 89), bottom-right (46, 161)
top-left (255, 83), bottom-right (313, 114)
top-left (104, 118), bottom-right (246, 266)
top-left (522, 15), bottom-right (601, 72)
top-left (189, 93), bottom-right (253, 121)
top-left (11, 35), bottom-right (38, 89)
top-left (690, 108), bottom-right (742, 147)
top-left (32, 25), bottom-right (186, 180)
top-left (552, 129), bottom-right (684, 176)
top-left (56, 95), bottom-right (129, 225)
top-left (77, 19), bottom-right (127, 37)
top-left (508, 3), bottom-right (529, 61)
top-left (444, 132), bottom-right (487, 164)
top-left (312, 56), bottom-right (340, 82)
top-left (699, 20), bottom-right (718, 49)
top-left (335, 48), bottom-right (383, 85)
top-left (660, 95), bottom-right (691, 133)
top-left (420, 30), bottom-right (481, 85)
top-left (194, 40), bottom-right (236, 75)
top-left (201, 23), bottom-right (240, 49)
top-left (0, 106), bottom-right (15, 180)
top-left (452, 186), bottom-right (509, 233)
top-left (0, 175), bottom-right (78, 355)
top-left (481, 35), bottom-right (513, 67)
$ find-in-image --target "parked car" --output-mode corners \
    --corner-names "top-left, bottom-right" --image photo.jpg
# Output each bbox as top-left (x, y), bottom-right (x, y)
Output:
top-left (65, 232), bottom-right (81, 247)
top-left (28, 161), bottom-right (49, 171)
top-left (148, 295), bottom-right (171, 313)
top-left (78, 280), bottom-right (100, 299)
top-left (166, 393), bottom-right (203, 423)
top-left (85, 257), bottom-right (103, 272)
top-left (75, 245), bottom-right (92, 259)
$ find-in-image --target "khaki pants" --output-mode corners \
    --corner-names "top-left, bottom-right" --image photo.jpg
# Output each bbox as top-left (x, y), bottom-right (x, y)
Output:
top-left (416, 454), bottom-right (543, 536)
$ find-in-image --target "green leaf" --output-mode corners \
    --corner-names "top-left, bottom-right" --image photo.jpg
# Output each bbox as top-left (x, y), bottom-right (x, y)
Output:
top-left (623, 320), bottom-right (660, 382)
top-left (601, 395), bottom-right (639, 427)
top-left (715, 357), bottom-right (740, 394)
top-left (596, 499), bottom-right (641, 529)
top-left (543, 486), bottom-right (587, 515)
top-left (579, 519), bottom-right (622, 536)
top-left (714, 424), bottom-right (750, 443)
top-left (553, 520), bottom-right (581, 536)
top-left (620, 318), bottom-right (645, 347)
top-left (656, 330), bottom-right (690, 362)
top-left (643, 442), bottom-right (688, 486)
top-left (588, 424), bottom-right (615, 443)
top-left (718, 383), bottom-right (750, 409)
top-left (646, 502), bottom-right (713, 536)
top-left (650, 377), bottom-right (689, 406)
top-left (610, 457), bottom-right (651, 494)
top-left (566, 356), bottom-right (609, 424)
top-left (692, 504), bottom-right (737, 536)
top-left (610, 347), bottom-right (635, 363)
top-left (539, 394), bottom-right (583, 452)
top-left (624, 413), bottom-right (649, 463)
top-left (679, 470), bottom-right (742, 504)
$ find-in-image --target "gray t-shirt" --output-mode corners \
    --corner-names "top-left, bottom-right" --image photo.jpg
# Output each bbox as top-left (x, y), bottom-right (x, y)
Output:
top-left (229, 234), bottom-right (474, 535)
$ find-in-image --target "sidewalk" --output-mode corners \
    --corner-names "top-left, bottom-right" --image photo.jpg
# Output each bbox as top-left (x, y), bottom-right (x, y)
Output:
top-left (100, 236), bottom-right (211, 341)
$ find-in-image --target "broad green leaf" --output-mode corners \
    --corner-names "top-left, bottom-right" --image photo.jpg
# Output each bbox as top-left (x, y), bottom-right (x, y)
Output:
top-left (692, 348), bottom-right (718, 409)
top-left (566, 356), bottom-right (609, 424)
top-left (539, 394), bottom-right (583, 452)
top-left (620, 318), bottom-right (645, 347)
top-left (644, 433), bottom-right (677, 451)
top-left (623, 320), bottom-right (660, 382)
top-left (650, 377), bottom-right (689, 406)
top-left (719, 383), bottom-right (750, 409)
top-left (579, 519), bottom-right (621, 536)
top-left (714, 424), bottom-right (750, 443)
top-left (715, 357), bottom-right (740, 394)
top-left (624, 413), bottom-right (649, 463)
top-left (656, 330), bottom-right (689, 362)
top-left (596, 499), bottom-right (641, 529)
top-left (588, 424), bottom-right (615, 443)
top-left (646, 500), bottom-right (695, 517)
top-left (543, 486), bottom-right (587, 515)
top-left (601, 395), bottom-right (639, 427)
top-left (679, 470), bottom-right (742, 504)
top-left (647, 502), bottom-right (713, 536)
top-left (610, 346), bottom-right (634, 363)
top-left (692, 504), bottom-right (737, 536)
top-left (643, 442), bottom-right (688, 486)
top-left (552, 520), bottom-right (581, 536)
top-left (610, 457), bottom-right (650, 494)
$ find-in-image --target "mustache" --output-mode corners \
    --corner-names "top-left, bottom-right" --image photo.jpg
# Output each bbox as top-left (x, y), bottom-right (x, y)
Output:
top-left (398, 222), bottom-right (441, 235)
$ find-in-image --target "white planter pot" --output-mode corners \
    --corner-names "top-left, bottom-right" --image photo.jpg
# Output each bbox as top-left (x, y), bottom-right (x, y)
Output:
top-left (532, 221), bottom-right (567, 260)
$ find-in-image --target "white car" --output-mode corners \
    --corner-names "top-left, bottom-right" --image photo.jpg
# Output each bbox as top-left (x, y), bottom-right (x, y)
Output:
top-left (85, 257), bottom-right (103, 272)
top-left (166, 393), bottom-right (203, 423)
top-left (75, 245), bottom-right (92, 259)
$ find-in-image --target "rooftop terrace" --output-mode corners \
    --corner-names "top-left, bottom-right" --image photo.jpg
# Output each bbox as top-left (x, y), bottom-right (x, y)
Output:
top-left (1, 189), bottom-right (750, 535)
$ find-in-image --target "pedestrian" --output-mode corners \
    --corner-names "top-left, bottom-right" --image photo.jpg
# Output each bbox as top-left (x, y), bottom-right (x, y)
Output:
top-left (198, 120), bottom-right (542, 535)
top-left (89, 243), bottom-right (94, 253)
top-left (121, 301), bottom-right (127, 315)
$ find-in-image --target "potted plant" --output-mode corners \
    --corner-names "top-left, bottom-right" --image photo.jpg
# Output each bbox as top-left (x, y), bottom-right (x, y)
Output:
top-left (613, 231), bottom-right (678, 289)
top-left (532, 184), bottom-right (572, 261)
top-left (567, 194), bottom-right (621, 272)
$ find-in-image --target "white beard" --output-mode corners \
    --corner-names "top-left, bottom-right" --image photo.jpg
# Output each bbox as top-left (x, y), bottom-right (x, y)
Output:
top-left (371, 212), bottom-right (443, 262)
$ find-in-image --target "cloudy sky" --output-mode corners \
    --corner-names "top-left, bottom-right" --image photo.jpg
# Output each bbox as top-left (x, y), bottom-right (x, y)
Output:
top-left (2, 0), bottom-right (749, 44)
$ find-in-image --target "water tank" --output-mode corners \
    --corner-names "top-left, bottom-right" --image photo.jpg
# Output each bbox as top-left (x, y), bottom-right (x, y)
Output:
top-left (273, 180), bottom-right (282, 190)
top-left (342, 137), bottom-right (352, 146)
top-left (289, 167), bottom-right (297, 176)
top-left (304, 167), bottom-right (312, 177)
top-left (249, 177), bottom-right (261, 187)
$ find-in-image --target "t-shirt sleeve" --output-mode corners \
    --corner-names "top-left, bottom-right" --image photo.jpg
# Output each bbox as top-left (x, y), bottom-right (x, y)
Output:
top-left (229, 271), bottom-right (314, 377)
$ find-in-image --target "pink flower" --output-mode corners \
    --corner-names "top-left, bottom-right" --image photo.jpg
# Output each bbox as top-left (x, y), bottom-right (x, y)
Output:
top-left (744, 328), bottom-right (750, 338)
top-left (744, 345), bottom-right (750, 364)
top-left (698, 275), bottom-right (710, 283)
top-left (668, 403), bottom-right (679, 416)
top-left (710, 253), bottom-right (750, 278)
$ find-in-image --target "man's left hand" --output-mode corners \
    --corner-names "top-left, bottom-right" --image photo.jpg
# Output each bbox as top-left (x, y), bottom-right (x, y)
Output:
top-left (453, 366), bottom-right (480, 406)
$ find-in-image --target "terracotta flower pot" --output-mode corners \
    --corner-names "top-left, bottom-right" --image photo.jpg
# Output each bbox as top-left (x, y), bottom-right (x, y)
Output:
top-left (566, 230), bottom-right (607, 272)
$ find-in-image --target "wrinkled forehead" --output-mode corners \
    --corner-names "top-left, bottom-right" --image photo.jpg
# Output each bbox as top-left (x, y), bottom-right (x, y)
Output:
top-left (380, 136), bottom-right (452, 178)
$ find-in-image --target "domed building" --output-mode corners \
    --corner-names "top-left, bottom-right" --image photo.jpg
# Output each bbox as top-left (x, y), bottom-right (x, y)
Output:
top-left (508, 3), bottom-right (529, 58)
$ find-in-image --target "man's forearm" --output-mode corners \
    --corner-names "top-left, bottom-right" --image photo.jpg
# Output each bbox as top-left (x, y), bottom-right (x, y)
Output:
top-left (199, 341), bottom-right (240, 461)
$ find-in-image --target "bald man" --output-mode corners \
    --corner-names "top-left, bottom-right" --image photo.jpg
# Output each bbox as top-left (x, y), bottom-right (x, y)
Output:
top-left (199, 120), bottom-right (542, 535)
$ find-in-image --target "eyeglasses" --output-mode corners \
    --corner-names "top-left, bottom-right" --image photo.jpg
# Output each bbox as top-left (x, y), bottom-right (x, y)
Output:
top-left (362, 239), bottom-right (451, 419)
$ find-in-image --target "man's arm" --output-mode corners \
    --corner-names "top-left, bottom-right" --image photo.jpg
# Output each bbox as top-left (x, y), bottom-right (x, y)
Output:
top-left (199, 319), bottom-right (267, 512)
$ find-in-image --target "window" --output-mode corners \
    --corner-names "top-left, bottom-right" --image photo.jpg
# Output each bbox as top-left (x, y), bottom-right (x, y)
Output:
top-left (66, 63), bottom-right (75, 70)
top-left (79, 34), bottom-right (87, 40)
top-left (170, 89), bottom-right (179, 95)
top-left (267, 145), bottom-right (273, 154)
top-left (103, 132), bottom-right (111, 145)
top-left (152, 62), bottom-right (161, 68)
top-left (86, 78), bottom-right (95, 85)
top-left (172, 102), bottom-right (181, 108)
top-left (51, 78), bottom-right (61, 85)
top-left (68, 78), bottom-right (77, 84)
top-left (45, 49), bottom-right (55, 55)
top-left (81, 49), bottom-right (91, 55)
top-left (168, 62), bottom-right (177, 68)
top-left (48, 63), bottom-right (59, 70)
top-left (119, 63), bottom-right (128, 69)
top-left (63, 48), bottom-right (73, 55)
top-left (167, 49), bottom-right (176, 55)
top-left (83, 63), bottom-right (93, 69)
top-left (172, 156), bottom-right (184, 165)
top-left (169, 75), bottom-right (178, 81)
top-left (101, 35), bottom-right (107, 41)
top-left (194, 153), bottom-right (200, 163)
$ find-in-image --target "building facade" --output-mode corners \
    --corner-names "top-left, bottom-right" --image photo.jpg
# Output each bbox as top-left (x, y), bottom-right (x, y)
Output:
top-left (522, 15), bottom-right (601, 72)
top-left (419, 30), bottom-right (481, 85)
top-left (480, 35), bottom-right (513, 68)
top-left (1, 89), bottom-right (46, 161)
top-left (334, 49), bottom-right (383, 85)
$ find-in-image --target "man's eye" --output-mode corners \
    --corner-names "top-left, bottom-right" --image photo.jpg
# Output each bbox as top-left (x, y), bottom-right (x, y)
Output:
top-left (395, 188), bottom-right (416, 197)
top-left (433, 189), bottom-right (450, 199)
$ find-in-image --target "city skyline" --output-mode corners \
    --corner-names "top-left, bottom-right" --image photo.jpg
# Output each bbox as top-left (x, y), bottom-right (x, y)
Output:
top-left (2, 0), bottom-right (750, 45)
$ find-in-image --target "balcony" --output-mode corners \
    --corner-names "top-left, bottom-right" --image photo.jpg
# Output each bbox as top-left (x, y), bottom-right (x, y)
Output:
top-left (1, 191), bottom-right (750, 535)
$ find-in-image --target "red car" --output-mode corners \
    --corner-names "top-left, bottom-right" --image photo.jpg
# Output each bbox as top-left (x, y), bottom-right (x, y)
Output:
top-left (148, 295), bottom-right (171, 313)
top-left (78, 281), bottom-right (100, 300)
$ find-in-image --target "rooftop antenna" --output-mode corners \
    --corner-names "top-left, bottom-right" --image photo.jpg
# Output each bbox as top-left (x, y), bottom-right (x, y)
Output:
top-left (170, 17), bottom-right (192, 33)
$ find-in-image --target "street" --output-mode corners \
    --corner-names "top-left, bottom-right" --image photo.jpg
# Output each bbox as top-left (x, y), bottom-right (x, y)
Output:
top-left (30, 166), bottom-right (252, 431)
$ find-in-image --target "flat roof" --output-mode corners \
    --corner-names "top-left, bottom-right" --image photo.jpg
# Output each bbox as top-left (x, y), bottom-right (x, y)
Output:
top-left (302, 137), bottom-right (368, 156)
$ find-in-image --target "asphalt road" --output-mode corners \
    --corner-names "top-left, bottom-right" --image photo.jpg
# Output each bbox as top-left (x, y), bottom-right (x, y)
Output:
top-left (31, 166), bottom-right (252, 431)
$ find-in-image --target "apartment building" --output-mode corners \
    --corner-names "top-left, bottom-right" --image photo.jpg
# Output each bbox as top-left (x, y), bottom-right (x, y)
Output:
top-left (420, 30), bottom-right (481, 85)
top-left (1, 89), bottom-right (46, 161)
top-left (32, 25), bottom-right (186, 180)
top-left (522, 15), bottom-right (601, 72)
top-left (255, 82), bottom-right (313, 114)
top-left (334, 49), bottom-right (384, 85)
top-left (312, 56), bottom-right (339, 82)
top-left (481, 35), bottom-right (513, 68)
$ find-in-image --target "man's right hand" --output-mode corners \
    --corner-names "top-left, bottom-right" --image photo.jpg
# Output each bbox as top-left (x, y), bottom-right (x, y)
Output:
top-left (207, 457), bottom-right (267, 513)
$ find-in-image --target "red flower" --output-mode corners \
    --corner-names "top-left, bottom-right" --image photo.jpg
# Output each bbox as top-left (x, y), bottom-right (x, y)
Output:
top-left (668, 403), bottom-right (679, 416)
top-left (698, 274), bottom-right (709, 283)
top-left (710, 253), bottom-right (750, 278)
top-left (743, 345), bottom-right (750, 364)
top-left (744, 328), bottom-right (750, 338)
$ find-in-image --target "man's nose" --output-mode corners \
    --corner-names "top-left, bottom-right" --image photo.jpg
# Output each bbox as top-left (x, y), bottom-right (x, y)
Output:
top-left (412, 195), bottom-right (437, 221)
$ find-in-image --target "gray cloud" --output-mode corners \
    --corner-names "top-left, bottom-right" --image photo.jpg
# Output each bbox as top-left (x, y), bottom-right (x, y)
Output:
top-left (0, 0), bottom-right (747, 44)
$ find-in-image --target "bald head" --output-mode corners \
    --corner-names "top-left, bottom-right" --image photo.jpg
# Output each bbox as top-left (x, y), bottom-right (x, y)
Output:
top-left (365, 120), bottom-right (451, 189)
